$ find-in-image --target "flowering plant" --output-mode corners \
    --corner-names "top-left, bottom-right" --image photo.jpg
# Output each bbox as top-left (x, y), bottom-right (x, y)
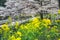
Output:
top-left (0, 17), bottom-right (60, 40)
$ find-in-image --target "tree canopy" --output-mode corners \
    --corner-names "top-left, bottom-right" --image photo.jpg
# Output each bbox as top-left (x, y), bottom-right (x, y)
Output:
top-left (0, 0), bottom-right (6, 7)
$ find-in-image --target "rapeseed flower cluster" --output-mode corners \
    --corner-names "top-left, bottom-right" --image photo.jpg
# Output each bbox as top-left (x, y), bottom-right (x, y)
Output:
top-left (58, 10), bottom-right (60, 14)
top-left (9, 35), bottom-right (21, 40)
top-left (1, 24), bottom-right (10, 31)
top-left (55, 20), bottom-right (60, 23)
top-left (0, 17), bottom-right (60, 40)
top-left (16, 31), bottom-right (22, 36)
top-left (42, 19), bottom-right (51, 25)
top-left (58, 38), bottom-right (60, 40)
top-left (32, 17), bottom-right (40, 28)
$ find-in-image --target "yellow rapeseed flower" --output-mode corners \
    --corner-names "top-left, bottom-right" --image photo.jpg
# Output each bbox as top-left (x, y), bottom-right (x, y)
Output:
top-left (58, 10), bottom-right (60, 14)
top-left (20, 25), bottom-right (24, 29)
top-left (58, 38), bottom-right (60, 40)
top-left (9, 35), bottom-right (21, 40)
top-left (43, 19), bottom-right (51, 25)
top-left (55, 20), bottom-right (60, 23)
top-left (16, 37), bottom-right (21, 40)
top-left (43, 24), bottom-right (50, 28)
top-left (34, 23), bottom-right (40, 28)
top-left (16, 31), bottom-right (22, 36)
top-left (24, 26), bottom-right (28, 29)
top-left (32, 17), bottom-right (40, 28)
top-left (32, 17), bottom-right (40, 24)
top-left (1, 24), bottom-right (9, 31)
top-left (33, 17), bottom-right (39, 22)
top-left (10, 35), bottom-right (16, 40)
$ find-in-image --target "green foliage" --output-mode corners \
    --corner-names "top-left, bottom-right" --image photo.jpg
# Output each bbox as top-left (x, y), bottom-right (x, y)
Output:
top-left (0, 0), bottom-right (6, 7)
